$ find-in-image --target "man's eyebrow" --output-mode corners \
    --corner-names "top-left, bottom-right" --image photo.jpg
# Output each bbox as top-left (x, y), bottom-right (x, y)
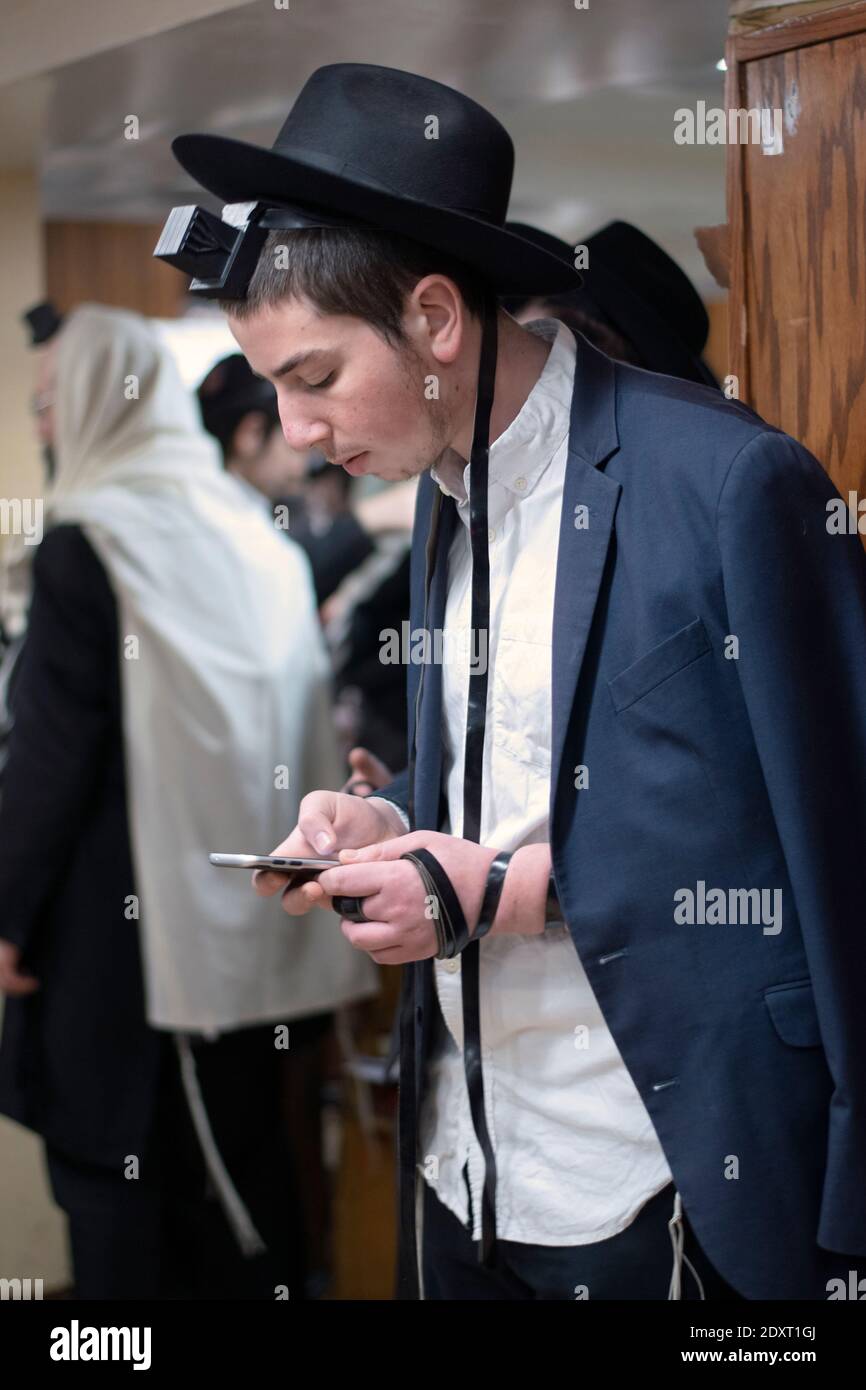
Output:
top-left (254, 348), bottom-right (331, 382)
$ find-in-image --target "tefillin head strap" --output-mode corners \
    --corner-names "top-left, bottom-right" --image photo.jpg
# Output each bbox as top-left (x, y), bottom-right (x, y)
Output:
top-left (460, 292), bottom-right (500, 1269)
top-left (400, 293), bottom-right (501, 1294)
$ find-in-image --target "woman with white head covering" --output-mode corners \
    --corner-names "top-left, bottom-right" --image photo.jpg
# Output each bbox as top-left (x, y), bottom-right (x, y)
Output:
top-left (0, 304), bottom-right (376, 1298)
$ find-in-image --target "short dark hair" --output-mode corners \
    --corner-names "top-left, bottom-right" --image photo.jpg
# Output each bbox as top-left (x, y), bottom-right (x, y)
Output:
top-left (221, 227), bottom-right (490, 346)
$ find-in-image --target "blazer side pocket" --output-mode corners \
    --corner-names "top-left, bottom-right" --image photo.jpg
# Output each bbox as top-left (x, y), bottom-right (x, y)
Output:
top-left (763, 979), bottom-right (822, 1048)
top-left (608, 616), bottom-right (712, 714)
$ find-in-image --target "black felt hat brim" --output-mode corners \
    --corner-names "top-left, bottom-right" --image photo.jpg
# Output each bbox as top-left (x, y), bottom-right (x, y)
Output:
top-left (172, 133), bottom-right (581, 297)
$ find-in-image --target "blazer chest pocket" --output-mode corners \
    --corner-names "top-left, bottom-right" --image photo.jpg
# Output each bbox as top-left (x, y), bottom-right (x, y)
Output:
top-left (763, 980), bottom-right (823, 1048)
top-left (608, 616), bottom-right (711, 713)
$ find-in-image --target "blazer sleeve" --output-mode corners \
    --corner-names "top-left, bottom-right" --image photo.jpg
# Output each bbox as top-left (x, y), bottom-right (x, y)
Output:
top-left (0, 525), bottom-right (119, 953)
top-left (717, 429), bottom-right (866, 1255)
top-left (368, 765), bottom-right (411, 829)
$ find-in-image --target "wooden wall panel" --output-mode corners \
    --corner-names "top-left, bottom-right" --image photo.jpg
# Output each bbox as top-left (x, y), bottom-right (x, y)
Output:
top-left (44, 221), bottom-right (187, 319)
top-left (704, 297), bottom-right (730, 385)
top-left (727, 2), bottom-right (866, 500)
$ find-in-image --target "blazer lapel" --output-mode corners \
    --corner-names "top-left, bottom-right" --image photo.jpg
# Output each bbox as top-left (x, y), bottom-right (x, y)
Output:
top-left (410, 333), bottom-right (622, 834)
top-left (550, 336), bottom-right (623, 813)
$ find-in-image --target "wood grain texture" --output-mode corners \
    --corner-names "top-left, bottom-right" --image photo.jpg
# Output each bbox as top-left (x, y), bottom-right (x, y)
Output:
top-left (728, 12), bottom-right (866, 500)
top-left (733, 1), bottom-right (866, 56)
top-left (45, 221), bottom-right (187, 318)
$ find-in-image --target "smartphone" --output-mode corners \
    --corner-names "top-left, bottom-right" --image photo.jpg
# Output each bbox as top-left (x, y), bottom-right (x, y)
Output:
top-left (208, 853), bottom-right (340, 883)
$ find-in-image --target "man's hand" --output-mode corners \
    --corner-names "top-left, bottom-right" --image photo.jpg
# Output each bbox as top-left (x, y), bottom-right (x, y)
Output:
top-left (316, 831), bottom-right (502, 965)
top-left (323, 836), bottom-right (554, 962)
top-left (252, 789), bottom-right (407, 913)
top-left (0, 939), bottom-right (40, 996)
top-left (339, 746), bottom-right (394, 797)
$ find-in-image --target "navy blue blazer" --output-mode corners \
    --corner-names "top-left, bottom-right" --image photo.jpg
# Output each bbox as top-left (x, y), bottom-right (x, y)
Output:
top-left (379, 332), bottom-right (866, 1300)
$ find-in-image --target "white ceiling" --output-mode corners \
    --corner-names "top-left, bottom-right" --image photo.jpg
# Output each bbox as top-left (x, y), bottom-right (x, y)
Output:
top-left (2, 0), bottom-right (730, 295)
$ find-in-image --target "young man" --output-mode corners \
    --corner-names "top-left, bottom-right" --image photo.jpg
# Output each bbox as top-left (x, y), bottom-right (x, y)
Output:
top-left (158, 62), bottom-right (866, 1301)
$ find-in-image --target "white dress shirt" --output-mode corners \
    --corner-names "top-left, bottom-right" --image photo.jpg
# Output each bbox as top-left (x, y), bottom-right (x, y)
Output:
top-left (399, 317), bottom-right (673, 1245)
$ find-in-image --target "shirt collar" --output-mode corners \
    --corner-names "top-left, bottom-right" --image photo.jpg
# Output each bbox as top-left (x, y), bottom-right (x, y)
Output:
top-left (429, 317), bottom-right (576, 510)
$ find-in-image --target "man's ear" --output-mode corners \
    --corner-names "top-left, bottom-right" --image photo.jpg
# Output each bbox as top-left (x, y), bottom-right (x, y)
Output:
top-left (410, 274), bottom-right (465, 368)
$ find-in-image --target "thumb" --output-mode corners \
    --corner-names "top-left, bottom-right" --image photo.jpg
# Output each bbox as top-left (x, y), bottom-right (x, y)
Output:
top-left (298, 799), bottom-right (339, 856)
top-left (347, 746), bottom-right (371, 773)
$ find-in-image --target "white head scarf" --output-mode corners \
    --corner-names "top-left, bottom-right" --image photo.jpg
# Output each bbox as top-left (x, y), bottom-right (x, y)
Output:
top-left (27, 304), bottom-right (375, 1030)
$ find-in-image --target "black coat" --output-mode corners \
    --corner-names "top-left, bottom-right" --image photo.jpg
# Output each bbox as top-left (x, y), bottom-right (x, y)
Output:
top-left (0, 525), bottom-right (162, 1166)
top-left (272, 499), bottom-right (374, 605)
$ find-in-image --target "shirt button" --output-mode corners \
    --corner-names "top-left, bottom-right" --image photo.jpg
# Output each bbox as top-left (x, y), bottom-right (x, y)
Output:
top-left (487, 527), bottom-right (495, 542)
top-left (441, 958), bottom-right (461, 973)
top-left (514, 476), bottom-right (527, 490)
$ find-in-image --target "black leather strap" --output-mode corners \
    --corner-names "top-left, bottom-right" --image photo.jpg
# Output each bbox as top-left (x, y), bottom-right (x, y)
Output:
top-left (397, 486), bottom-right (442, 1301)
top-left (459, 294), bottom-right (500, 1270)
top-left (400, 848), bottom-right (472, 958)
top-left (474, 850), bottom-right (513, 943)
top-left (398, 293), bottom-right (500, 1297)
top-left (546, 870), bottom-right (565, 923)
top-left (335, 855), bottom-right (528, 932)
top-left (332, 894), bottom-right (369, 923)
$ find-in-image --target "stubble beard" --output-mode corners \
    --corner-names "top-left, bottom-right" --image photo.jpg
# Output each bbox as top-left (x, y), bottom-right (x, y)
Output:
top-left (398, 341), bottom-right (454, 479)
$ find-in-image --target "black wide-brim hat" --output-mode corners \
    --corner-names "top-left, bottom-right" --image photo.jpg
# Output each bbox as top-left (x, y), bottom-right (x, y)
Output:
top-left (503, 220), bottom-right (717, 388)
top-left (171, 63), bottom-right (581, 298)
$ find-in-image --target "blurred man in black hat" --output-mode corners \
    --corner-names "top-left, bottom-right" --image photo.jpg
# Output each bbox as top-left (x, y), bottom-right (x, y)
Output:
top-left (197, 350), bottom-right (413, 777)
top-left (155, 62), bottom-right (866, 1305)
top-left (501, 220), bottom-right (718, 387)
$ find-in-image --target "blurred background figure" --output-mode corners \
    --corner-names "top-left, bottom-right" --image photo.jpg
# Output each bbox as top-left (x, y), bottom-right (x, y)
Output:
top-left (325, 509), bottom-right (413, 779)
top-left (0, 303), bottom-right (377, 1299)
top-left (0, 304), bottom-right (65, 790)
top-left (197, 352), bottom-right (376, 604)
top-left (23, 301), bottom-right (64, 485)
top-left (502, 220), bottom-right (719, 388)
top-left (197, 350), bottom-right (415, 778)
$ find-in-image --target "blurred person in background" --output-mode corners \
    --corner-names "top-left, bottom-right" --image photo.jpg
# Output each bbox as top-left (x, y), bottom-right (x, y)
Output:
top-left (23, 301), bottom-right (64, 485)
top-left (197, 352), bottom-right (375, 604)
top-left (1, 306), bottom-right (64, 804)
top-left (323, 487), bottom-right (413, 779)
top-left (0, 304), bottom-right (377, 1299)
top-left (501, 219), bottom-right (719, 388)
top-left (197, 351), bottom-right (415, 788)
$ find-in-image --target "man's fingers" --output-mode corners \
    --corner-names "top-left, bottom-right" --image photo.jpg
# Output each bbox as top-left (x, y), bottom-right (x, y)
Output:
top-left (278, 879), bottom-right (328, 916)
top-left (338, 918), bottom-right (434, 966)
top-left (348, 746), bottom-right (393, 789)
top-left (339, 919), bottom-right (406, 953)
top-left (252, 822), bottom-right (324, 896)
top-left (0, 943), bottom-right (40, 996)
top-left (340, 831), bottom-right (425, 864)
top-left (253, 868), bottom-right (291, 896)
top-left (0, 970), bottom-right (40, 996)
top-left (317, 863), bottom-right (391, 896)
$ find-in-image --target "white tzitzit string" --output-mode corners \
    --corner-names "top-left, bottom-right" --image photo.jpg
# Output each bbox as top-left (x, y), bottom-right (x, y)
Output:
top-left (668, 1190), bottom-right (706, 1300)
top-left (175, 1034), bottom-right (267, 1258)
